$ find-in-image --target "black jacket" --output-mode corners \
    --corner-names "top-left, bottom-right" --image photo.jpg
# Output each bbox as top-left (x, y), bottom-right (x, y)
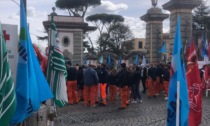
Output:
top-left (67, 67), bottom-right (77, 81)
top-left (77, 70), bottom-right (84, 89)
top-left (132, 71), bottom-right (141, 84)
top-left (108, 74), bottom-right (118, 85)
top-left (163, 69), bottom-right (170, 81)
top-left (141, 67), bottom-right (147, 80)
top-left (117, 69), bottom-right (130, 87)
top-left (148, 67), bottom-right (158, 81)
top-left (98, 68), bottom-right (108, 83)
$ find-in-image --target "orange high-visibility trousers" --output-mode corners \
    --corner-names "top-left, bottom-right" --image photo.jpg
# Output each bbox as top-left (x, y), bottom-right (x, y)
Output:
top-left (84, 85), bottom-right (96, 107)
top-left (147, 78), bottom-right (152, 96)
top-left (148, 79), bottom-right (156, 97)
top-left (77, 89), bottom-right (84, 102)
top-left (67, 81), bottom-right (77, 104)
top-left (109, 85), bottom-right (117, 103)
top-left (156, 77), bottom-right (162, 94)
top-left (95, 85), bottom-right (99, 102)
top-left (100, 83), bottom-right (107, 105)
top-left (163, 81), bottom-right (169, 97)
top-left (120, 86), bottom-right (127, 108)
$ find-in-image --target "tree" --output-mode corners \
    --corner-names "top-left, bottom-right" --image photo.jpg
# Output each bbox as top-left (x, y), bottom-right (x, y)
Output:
top-left (192, 0), bottom-right (210, 31)
top-left (86, 13), bottom-right (124, 53)
top-left (86, 13), bottom-right (124, 34)
top-left (55, 0), bottom-right (101, 17)
top-left (107, 23), bottom-right (133, 55)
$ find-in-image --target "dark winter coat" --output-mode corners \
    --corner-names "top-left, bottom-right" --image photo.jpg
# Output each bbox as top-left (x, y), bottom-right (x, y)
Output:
top-left (84, 67), bottom-right (99, 86)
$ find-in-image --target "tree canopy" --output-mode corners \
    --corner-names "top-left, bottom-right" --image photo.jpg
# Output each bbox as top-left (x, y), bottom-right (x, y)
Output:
top-left (107, 23), bottom-right (133, 55)
top-left (192, 0), bottom-right (210, 40)
top-left (86, 13), bottom-right (124, 34)
top-left (55, 0), bottom-right (101, 17)
top-left (193, 0), bottom-right (210, 31)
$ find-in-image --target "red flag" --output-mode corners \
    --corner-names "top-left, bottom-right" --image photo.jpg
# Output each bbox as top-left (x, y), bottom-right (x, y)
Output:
top-left (186, 41), bottom-right (202, 126)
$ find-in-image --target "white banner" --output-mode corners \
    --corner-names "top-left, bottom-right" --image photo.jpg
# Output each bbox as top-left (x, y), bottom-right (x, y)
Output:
top-left (2, 24), bottom-right (18, 84)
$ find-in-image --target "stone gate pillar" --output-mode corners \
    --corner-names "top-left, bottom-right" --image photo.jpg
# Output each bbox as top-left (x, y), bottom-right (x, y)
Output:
top-left (43, 8), bottom-right (95, 65)
top-left (162, 0), bottom-right (201, 51)
top-left (140, 7), bottom-right (168, 63)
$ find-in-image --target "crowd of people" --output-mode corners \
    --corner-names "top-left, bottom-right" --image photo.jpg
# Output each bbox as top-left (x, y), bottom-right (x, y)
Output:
top-left (65, 61), bottom-right (171, 110)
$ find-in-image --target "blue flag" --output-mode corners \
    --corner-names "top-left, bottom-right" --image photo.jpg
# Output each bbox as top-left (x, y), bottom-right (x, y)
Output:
top-left (159, 42), bottom-right (167, 53)
top-left (166, 16), bottom-right (189, 126)
top-left (134, 54), bottom-right (139, 65)
top-left (201, 34), bottom-right (206, 57)
top-left (12, 0), bottom-right (53, 124)
top-left (84, 56), bottom-right (86, 65)
top-left (108, 54), bottom-right (111, 66)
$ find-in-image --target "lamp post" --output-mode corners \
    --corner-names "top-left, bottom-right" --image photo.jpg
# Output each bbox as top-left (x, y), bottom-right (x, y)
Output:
top-left (151, 0), bottom-right (158, 8)
top-left (11, 0), bottom-right (26, 14)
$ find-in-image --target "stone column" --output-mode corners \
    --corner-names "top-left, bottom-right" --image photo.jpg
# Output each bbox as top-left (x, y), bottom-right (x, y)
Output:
top-left (140, 8), bottom-right (169, 63)
top-left (162, 0), bottom-right (201, 52)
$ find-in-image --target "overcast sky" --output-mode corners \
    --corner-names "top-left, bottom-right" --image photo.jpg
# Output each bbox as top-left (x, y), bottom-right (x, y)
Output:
top-left (0, 0), bottom-right (209, 48)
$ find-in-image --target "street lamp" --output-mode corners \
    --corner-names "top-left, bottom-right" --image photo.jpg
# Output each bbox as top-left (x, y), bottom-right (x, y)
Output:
top-left (151, 0), bottom-right (158, 8)
top-left (11, 0), bottom-right (26, 14)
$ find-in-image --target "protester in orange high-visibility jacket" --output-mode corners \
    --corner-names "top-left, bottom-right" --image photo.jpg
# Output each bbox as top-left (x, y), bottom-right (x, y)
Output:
top-left (98, 64), bottom-right (109, 106)
top-left (108, 68), bottom-right (118, 103)
top-left (84, 65), bottom-right (99, 107)
top-left (117, 63), bottom-right (130, 110)
top-left (66, 61), bottom-right (78, 104)
top-left (162, 65), bottom-right (170, 100)
top-left (147, 63), bottom-right (158, 98)
top-left (77, 66), bottom-right (85, 102)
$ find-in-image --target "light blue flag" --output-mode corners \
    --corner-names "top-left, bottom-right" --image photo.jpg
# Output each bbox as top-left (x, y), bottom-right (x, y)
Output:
top-left (108, 54), bottom-right (111, 66)
top-left (159, 42), bottom-right (167, 53)
top-left (134, 54), bottom-right (139, 65)
top-left (12, 0), bottom-right (53, 124)
top-left (166, 16), bottom-right (189, 126)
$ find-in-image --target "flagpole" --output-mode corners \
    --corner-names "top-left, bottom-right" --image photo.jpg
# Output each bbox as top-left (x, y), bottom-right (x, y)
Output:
top-left (176, 81), bottom-right (180, 126)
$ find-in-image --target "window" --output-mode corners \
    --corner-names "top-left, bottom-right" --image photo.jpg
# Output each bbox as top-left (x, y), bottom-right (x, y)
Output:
top-left (139, 41), bottom-right (142, 49)
top-left (62, 36), bottom-right (70, 47)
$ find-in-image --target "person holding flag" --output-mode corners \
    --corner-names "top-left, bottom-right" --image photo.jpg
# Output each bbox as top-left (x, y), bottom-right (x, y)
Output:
top-left (0, 23), bottom-right (17, 126)
top-left (186, 40), bottom-right (202, 126)
top-left (12, 0), bottom-right (53, 124)
top-left (166, 16), bottom-right (189, 126)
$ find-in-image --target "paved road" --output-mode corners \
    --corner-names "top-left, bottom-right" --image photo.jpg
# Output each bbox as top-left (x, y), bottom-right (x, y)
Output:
top-left (55, 93), bottom-right (210, 126)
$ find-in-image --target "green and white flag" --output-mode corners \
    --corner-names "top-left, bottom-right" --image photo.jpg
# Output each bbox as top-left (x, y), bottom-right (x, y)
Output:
top-left (46, 16), bottom-right (68, 107)
top-left (0, 23), bottom-right (16, 125)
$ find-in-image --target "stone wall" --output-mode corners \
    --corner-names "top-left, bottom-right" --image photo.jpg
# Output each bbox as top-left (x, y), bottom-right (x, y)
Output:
top-left (169, 11), bottom-right (192, 51)
top-left (145, 22), bottom-right (163, 63)
top-left (73, 32), bottom-right (83, 65)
